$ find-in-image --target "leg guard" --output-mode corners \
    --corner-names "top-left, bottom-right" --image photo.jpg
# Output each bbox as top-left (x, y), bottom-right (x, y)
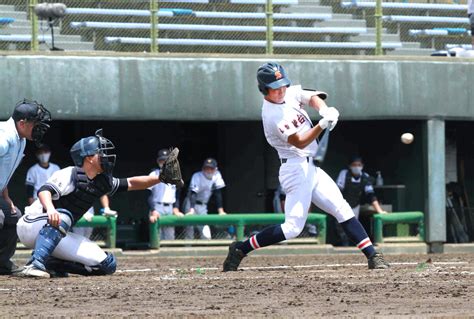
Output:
top-left (30, 213), bottom-right (72, 270)
top-left (45, 253), bottom-right (116, 276)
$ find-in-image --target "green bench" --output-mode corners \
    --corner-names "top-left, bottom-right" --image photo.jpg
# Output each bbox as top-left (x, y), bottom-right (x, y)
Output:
top-left (373, 211), bottom-right (424, 244)
top-left (75, 215), bottom-right (117, 248)
top-left (149, 213), bottom-right (327, 249)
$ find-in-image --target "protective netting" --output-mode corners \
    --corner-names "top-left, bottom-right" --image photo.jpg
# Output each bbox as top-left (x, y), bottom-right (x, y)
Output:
top-left (0, 0), bottom-right (471, 55)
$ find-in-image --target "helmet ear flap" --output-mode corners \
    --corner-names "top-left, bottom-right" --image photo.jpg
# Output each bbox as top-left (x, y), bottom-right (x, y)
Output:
top-left (258, 81), bottom-right (269, 95)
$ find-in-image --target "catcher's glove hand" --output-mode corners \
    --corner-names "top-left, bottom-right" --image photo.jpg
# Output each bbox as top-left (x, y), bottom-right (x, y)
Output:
top-left (159, 147), bottom-right (184, 188)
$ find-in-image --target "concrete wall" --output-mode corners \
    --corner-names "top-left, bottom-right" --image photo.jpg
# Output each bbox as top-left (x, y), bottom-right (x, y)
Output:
top-left (1, 54), bottom-right (473, 121)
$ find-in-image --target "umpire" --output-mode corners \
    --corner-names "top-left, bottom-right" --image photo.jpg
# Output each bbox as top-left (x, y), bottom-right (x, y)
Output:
top-left (0, 99), bottom-right (51, 275)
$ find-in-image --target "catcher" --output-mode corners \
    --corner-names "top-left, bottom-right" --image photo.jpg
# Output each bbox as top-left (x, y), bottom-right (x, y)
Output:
top-left (17, 129), bottom-right (183, 278)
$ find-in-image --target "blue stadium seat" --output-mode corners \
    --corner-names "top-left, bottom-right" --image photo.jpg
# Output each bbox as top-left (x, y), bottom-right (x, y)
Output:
top-left (0, 18), bottom-right (15, 26)
top-left (71, 21), bottom-right (365, 35)
top-left (409, 28), bottom-right (471, 37)
top-left (104, 37), bottom-right (402, 50)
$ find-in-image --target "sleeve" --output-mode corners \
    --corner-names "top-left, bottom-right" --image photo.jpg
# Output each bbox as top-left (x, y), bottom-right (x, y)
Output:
top-left (363, 174), bottom-right (377, 203)
top-left (336, 170), bottom-right (347, 190)
top-left (26, 185), bottom-right (34, 198)
top-left (25, 167), bottom-right (35, 186)
top-left (276, 117), bottom-right (300, 140)
top-left (212, 188), bottom-right (224, 209)
top-left (189, 190), bottom-right (197, 209)
top-left (38, 168), bottom-right (75, 200)
top-left (0, 134), bottom-right (9, 157)
top-left (293, 85), bottom-right (328, 105)
top-left (188, 173), bottom-right (200, 193)
top-left (147, 192), bottom-right (155, 211)
top-left (108, 177), bottom-right (129, 196)
top-left (213, 171), bottom-right (226, 190)
top-left (173, 187), bottom-right (181, 209)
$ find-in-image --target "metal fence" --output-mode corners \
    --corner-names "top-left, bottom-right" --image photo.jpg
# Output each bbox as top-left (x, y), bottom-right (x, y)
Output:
top-left (0, 1), bottom-right (472, 55)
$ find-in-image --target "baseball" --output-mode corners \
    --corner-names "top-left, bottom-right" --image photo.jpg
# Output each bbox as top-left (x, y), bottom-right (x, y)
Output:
top-left (401, 133), bottom-right (414, 144)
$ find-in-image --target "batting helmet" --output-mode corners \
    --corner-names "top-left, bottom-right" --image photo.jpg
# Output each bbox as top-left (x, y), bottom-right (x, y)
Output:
top-left (257, 62), bottom-right (291, 95)
top-left (157, 148), bottom-right (170, 161)
top-left (70, 129), bottom-right (116, 174)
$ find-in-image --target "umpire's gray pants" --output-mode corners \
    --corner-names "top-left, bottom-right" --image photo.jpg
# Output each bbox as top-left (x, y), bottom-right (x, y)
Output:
top-left (0, 197), bottom-right (22, 274)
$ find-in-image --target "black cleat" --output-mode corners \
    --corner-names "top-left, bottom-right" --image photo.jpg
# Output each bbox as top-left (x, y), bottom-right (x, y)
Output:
top-left (223, 242), bottom-right (246, 272)
top-left (368, 252), bottom-right (390, 269)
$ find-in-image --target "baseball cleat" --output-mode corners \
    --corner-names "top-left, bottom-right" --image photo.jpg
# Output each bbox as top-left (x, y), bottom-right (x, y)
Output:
top-left (368, 252), bottom-right (390, 269)
top-left (223, 241), bottom-right (246, 272)
top-left (18, 264), bottom-right (51, 278)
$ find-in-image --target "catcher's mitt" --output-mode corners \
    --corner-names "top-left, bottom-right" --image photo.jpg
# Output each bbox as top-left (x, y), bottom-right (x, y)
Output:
top-left (159, 147), bottom-right (184, 188)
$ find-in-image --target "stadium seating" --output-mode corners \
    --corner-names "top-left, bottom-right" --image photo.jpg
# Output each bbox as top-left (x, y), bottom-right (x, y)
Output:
top-left (409, 28), bottom-right (471, 37)
top-left (383, 16), bottom-right (469, 24)
top-left (104, 37), bottom-right (402, 49)
top-left (341, 1), bottom-right (467, 12)
top-left (71, 21), bottom-right (366, 35)
top-left (65, 8), bottom-right (332, 21)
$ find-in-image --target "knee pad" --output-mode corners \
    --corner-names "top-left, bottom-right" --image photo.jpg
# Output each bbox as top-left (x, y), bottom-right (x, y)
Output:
top-left (56, 209), bottom-right (73, 235)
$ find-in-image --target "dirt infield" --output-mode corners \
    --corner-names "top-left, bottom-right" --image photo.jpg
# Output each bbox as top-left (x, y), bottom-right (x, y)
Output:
top-left (1, 253), bottom-right (474, 318)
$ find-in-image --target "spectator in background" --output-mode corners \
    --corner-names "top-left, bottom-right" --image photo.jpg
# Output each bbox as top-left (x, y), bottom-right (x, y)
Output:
top-left (148, 149), bottom-right (183, 240)
top-left (184, 158), bottom-right (226, 240)
top-left (336, 156), bottom-right (387, 219)
top-left (25, 144), bottom-right (60, 205)
top-left (469, 0), bottom-right (474, 48)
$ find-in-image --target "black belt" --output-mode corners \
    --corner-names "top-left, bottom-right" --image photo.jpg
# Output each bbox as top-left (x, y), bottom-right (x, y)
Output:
top-left (196, 200), bottom-right (207, 205)
top-left (157, 202), bottom-right (172, 207)
top-left (281, 157), bottom-right (310, 164)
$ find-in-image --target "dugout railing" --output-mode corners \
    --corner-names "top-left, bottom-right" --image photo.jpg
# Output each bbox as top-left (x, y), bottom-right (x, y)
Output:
top-left (149, 213), bottom-right (327, 249)
top-left (75, 215), bottom-right (117, 248)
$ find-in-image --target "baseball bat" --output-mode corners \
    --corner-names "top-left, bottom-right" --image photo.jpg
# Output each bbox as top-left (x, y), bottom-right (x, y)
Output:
top-left (313, 123), bottom-right (332, 164)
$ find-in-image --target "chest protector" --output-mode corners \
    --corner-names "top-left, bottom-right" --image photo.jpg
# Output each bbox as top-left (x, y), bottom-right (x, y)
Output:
top-left (342, 172), bottom-right (369, 208)
top-left (54, 168), bottom-right (113, 223)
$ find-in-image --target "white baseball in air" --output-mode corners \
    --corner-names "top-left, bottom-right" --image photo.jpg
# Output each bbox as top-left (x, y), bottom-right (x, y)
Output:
top-left (401, 133), bottom-right (414, 144)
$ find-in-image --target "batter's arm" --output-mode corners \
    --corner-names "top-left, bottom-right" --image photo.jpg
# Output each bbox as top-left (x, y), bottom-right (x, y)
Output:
top-left (127, 175), bottom-right (160, 191)
top-left (287, 125), bottom-right (324, 149)
top-left (308, 95), bottom-right (329, 112)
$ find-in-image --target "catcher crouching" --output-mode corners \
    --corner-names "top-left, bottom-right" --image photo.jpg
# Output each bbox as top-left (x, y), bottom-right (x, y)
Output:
top-left (16, 129), bottom-right (183, 278)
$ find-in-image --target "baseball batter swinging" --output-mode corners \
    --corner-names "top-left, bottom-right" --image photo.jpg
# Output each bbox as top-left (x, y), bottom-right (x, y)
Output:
top-left (17, 129), bottom-right (183, 278)
top-left (223, 62), bottom-right (390, 271)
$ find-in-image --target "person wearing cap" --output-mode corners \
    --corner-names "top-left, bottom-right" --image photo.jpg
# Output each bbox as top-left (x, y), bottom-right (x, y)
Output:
top-left (184, 158), bottom-right (226, 240)
top-left (26, 144), bottom-right (60, 205)
top-left (0, 99), bottom-right (51, 275)
top-left (148, 148), bottom-right (184, 240)
top-left (336, 156), bottom-right (387, 220)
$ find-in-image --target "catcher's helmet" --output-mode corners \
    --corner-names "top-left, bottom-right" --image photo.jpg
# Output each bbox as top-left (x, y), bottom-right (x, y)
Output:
top-left (157, 148), bottom-right (170, 161)
top-left (257, 62), bottom-right (291, 95)
top-left (70, 129), bottom-right (116, 174)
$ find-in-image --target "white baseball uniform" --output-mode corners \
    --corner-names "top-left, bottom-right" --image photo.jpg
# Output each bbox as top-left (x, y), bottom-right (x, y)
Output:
top-left (25, 163), bottom-right (60, 200)
top-left (148, 168), bottom-right (179, 240)
top-left (16, 167), bottom-right (124, 266)
top-left (262, 85), bottom-right (354, 239)
top-left (184, 170), bottom-right (225, 239)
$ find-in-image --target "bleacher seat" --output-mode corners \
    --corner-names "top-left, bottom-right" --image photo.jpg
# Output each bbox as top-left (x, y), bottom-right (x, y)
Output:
top-left (105, 36), bottom-right (402, 50)
top-left (383, 15), bottom-right (469, 24)
top-left (409, 28), bottom-right (471, 37)
top-left (446, 44), bottom-right (473, 50)
top-left (342, 1), bottom-right (467, 12)
top-left (71, 21), bottom-right (365, 35)
top-left (65, 8), bottom-right (331, 21)
top-left (0, 17), bottom-right (14, 26)
top-left (0, 35), bottom-right (49, 42)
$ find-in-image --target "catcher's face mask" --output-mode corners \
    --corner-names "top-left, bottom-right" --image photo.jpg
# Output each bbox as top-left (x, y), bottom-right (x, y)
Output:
top-left (95, 129), bottom-right (116, 175)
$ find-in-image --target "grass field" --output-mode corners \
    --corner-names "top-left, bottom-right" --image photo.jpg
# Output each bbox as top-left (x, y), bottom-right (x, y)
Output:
top-left (1, 253), bottom-right (473, 318)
